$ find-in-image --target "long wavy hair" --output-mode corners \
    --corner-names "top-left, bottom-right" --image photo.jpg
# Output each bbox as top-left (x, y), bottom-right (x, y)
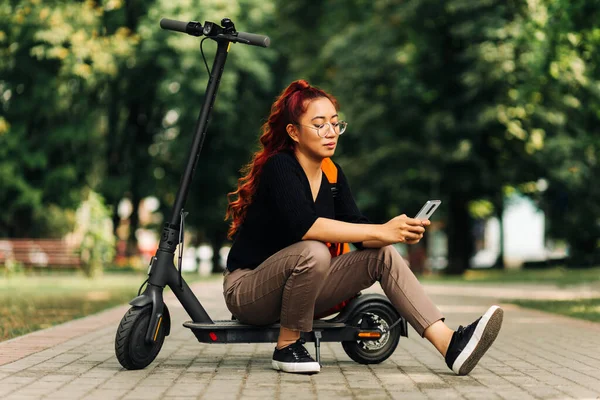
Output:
top-left (225, 79), bottom-right (339, 239)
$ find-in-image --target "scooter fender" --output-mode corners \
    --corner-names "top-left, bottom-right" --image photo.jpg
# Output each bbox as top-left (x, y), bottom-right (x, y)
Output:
top-left (129, 285), bottom-right (171, 341)
top-left (129, 294), bottom-right (152, 307)
top-left (331, 293), bottom-right (409, 337)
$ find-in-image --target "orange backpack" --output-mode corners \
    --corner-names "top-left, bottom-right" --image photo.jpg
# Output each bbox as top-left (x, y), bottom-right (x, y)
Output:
top-left (321, 158), bottom-right (351, 258)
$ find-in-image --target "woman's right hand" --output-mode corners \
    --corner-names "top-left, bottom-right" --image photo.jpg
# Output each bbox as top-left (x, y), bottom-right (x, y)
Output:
top-left (377, 214), bottom-right (427, 244)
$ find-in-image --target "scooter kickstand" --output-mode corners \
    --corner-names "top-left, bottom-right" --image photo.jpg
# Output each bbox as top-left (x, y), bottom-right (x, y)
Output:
top-left (313, 330), bottom-right (322, 366)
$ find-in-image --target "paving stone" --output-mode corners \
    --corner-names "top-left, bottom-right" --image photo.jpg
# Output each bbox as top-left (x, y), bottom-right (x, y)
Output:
top-left (1, 280), bottom-right (599, 399)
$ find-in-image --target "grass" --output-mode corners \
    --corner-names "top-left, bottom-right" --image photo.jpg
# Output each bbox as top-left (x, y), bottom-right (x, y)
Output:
top-left (0, 270), bottom-right (218, 342)
top-left (421, 266), bottom-right (600, 323)
top-left (421, 266), bottom-right (600, 287)
top-left (2, 266), bottom-right (598, 342)
top-left (509, 298), bottom-right (600, 323)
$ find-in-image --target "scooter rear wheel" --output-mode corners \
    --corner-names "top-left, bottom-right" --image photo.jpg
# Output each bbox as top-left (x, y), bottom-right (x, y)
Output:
top-left (115, 305), bottom-right (168, 370)
top-left (341, 301), bottom-right (401, 364)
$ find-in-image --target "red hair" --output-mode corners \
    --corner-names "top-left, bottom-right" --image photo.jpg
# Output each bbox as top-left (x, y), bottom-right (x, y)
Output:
top-left (225, 79), bottom-right (339, 239)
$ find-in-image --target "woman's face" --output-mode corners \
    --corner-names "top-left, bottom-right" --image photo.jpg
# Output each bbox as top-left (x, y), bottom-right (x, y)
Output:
top-left (287, 97), bottom-right (339, 160)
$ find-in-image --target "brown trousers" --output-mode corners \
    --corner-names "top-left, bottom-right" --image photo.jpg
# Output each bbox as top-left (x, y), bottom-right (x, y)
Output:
top-left (223, 241), bottom-right (443, 337)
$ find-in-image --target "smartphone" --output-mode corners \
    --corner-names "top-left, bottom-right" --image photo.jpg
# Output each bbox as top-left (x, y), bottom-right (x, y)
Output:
top-left (414, 200), bottom-right (441, 221)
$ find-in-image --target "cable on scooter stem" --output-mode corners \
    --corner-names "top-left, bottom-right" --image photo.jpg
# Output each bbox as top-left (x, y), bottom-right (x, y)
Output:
top-left (160, 18), bottom-right (270, 48)
top-left (178, 209), bottom-right (188, 289)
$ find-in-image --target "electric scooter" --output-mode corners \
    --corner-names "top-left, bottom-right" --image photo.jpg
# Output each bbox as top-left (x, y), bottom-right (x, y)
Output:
top-left (114, 17), bottom-right (409, 371)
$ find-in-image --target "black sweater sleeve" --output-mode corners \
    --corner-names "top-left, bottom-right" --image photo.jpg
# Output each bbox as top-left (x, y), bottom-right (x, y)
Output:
top-left (262, 153), bottom-right (319, 243)
top-left (334, 163), bottom-right (371, 249)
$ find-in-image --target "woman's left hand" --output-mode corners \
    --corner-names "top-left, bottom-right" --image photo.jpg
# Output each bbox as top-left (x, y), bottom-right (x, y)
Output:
top-left (405, 219), bottom-right (430, 244)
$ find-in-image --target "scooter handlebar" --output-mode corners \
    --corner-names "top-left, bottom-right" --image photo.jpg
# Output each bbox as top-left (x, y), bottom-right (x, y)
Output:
top-left (236, 32), bottom-right (270, 48)
top-left (159, 18), bottom-right (270, 48)
top-left (160, 18), bottom-right (189, 34)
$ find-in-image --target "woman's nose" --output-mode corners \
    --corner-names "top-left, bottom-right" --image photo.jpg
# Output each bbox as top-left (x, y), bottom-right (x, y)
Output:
top-left (324, 122), bottom-right (337, 137)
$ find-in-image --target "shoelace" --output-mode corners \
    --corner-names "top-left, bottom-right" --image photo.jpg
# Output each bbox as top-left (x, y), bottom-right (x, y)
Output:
top-left (288, 340), bottom-right (312, 361)
top-left (455, 318), bottom-right (479, 343)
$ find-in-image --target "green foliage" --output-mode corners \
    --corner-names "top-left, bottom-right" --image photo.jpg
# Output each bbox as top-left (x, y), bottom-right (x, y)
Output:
top-left (1, 258), bottom-right (24, 278)
top-left (74, 190), bottom-right (116, 277)
top-left (147, 0), bottom-right (277, 239)
top-left (88, 0), bottom-right (277, 259)
top-left (501, 0), bottom-right (600, 265)
top-left (1, 0), bottom-right (598, 273)
top-left (0, 0), bottom-right (137, 237)
top-left (273, 0), bottom-right (600, 271)
top-left (273, 0), bottom-right (538, 272)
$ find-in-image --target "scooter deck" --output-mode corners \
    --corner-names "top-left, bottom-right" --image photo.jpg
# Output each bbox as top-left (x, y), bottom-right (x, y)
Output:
top-left (184, 319), bottom-right (347, 329)
top-left (184, 319), bottom-right (371, 343)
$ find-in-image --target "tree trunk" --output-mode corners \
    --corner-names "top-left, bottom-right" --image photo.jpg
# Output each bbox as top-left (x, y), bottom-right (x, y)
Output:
top-left (211, 232), bottom-right (226, 273)
top-left (112, 202), bottom-right (121, 239)
top-left (568, 237), bottom-right (599, 267)
top-left (105, 80), bottom-right (125, 242)
top-left (126, 195), bottom-right (140, 257)
top-left (493, 194), bottom-right (505, 269)
top-left (445, 194), bottom-right (474, 275)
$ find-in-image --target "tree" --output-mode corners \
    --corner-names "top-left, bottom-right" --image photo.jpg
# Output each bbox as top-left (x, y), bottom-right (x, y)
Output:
top-left (64, 0), bottom-right (278, 269)
top-left (504, 0), bottom-right (600, 265)
top-left (98, 0), bottom-right (170, 256)
top-left (0, 0), bottom-right (137, 237)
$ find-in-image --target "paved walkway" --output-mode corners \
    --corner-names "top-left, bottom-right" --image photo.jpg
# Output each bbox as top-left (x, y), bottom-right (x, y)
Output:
top-left (1, 278), bottom-right (600, 400)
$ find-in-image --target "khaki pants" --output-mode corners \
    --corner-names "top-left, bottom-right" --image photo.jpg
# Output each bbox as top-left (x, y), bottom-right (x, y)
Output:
top-left (223, 241), bottom-right (443, 337)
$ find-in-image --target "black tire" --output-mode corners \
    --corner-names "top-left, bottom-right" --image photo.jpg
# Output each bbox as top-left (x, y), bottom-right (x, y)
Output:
top-left (115, 305), bottom-right (168, 370)
top-left (341, 301), bottom-right (402, 364)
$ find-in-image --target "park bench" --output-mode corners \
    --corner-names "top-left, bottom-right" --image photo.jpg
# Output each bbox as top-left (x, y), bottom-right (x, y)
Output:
top-left (0, 238), bottom-right (81, 268)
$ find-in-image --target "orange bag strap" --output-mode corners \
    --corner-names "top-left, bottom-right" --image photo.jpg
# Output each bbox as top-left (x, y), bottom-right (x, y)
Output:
top-left (321, 158), bottom-right (350, 256)
top-left (321, 157), bottom-right (339, 198)
top-left (321, 157), bottom-right (338, 184)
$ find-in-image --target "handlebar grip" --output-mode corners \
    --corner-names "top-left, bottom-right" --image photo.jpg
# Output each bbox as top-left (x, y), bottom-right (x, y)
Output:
top-left (160, 18), bottom-right (188, 33)
top-left (236, 32), bottom-right (271, 48)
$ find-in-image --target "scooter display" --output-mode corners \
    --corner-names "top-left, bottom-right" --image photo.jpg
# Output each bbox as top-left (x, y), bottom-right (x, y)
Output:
top-left (114, 17), bottom-right (409, 371)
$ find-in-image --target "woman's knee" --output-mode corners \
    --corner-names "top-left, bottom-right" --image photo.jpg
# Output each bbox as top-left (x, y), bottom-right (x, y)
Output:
top-left (378, 245), bottom-right (409, 269)
top-left (298, 240), bottom-right (331, 272)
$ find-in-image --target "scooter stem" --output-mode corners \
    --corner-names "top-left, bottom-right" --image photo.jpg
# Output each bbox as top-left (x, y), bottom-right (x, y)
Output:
top-left (168, 39), bottom-right (230, 228)
top-left (138, 39), bottom-right (232, 336)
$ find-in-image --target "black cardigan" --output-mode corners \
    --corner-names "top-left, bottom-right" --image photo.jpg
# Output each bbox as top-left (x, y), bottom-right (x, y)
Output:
top-left (226, 151), bottom-right (371, 272)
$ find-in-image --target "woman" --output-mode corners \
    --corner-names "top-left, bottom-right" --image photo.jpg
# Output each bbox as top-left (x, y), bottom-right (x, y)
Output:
top-left (224, 80), bottom-right (503, 375)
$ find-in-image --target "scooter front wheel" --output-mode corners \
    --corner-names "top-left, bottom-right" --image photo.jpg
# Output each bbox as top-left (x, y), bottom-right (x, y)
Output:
top-left (115, 305), bottom-right (168, 370)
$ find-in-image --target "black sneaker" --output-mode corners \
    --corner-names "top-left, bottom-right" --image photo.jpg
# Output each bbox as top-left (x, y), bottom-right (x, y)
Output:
top-left (445, 305), bottom-right (503, 376)
top-left (272, 339), bottom-right (320, 374)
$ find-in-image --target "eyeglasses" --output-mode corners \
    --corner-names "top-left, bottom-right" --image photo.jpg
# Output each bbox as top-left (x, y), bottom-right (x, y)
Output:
top-left (295, 121), bottom-right (348, 138)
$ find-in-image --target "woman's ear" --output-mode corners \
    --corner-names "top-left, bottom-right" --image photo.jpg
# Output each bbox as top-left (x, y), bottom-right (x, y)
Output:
top-left (286, 123), bottom-right (299, 143)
